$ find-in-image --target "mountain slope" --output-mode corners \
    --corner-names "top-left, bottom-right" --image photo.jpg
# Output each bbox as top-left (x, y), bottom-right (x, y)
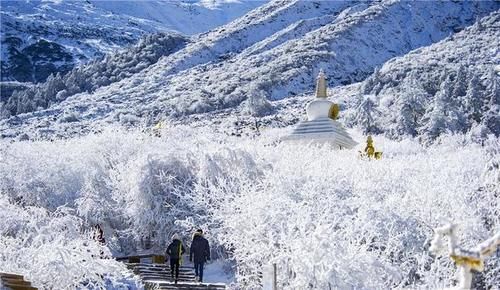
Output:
top-left (1, 0), bottom-right (499, 140)
top-left (343, 11), bottom-right (499, 143)
top-left (2, 32), bottom-right (188, 117)
top-left (0, 0), bottom-right (265, 83)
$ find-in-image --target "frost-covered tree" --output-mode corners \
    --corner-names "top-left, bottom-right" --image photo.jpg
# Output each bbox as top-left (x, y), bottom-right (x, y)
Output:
top-left (241, 85), bottom-right (273, 117)
top-left (1, 126), bottom-right (499, 288)
top-left (481, 67), bottom-right (500, 135)
top-left (452, 64), bottom-right (467, 98)
top-left (392, 72), bottom-right (428, 137)
top-left (419, 76), bottom-right (454, 141)
top-left (353, 95), bottom-right (382, 134)
top-left (464, 72), bottom-right (484, 124)
top-left (360, 66), bottom-right (382, 95)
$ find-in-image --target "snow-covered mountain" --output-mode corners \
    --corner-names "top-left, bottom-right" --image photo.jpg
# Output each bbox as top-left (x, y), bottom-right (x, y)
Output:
top-left (1, 0), bottom-right (498, 141)
top-left (0, 0), bottom-right (265, 83)
top-left (337, 11), bottom-right (500, 143)
top-left (3, 32), bottom-right (189, 117)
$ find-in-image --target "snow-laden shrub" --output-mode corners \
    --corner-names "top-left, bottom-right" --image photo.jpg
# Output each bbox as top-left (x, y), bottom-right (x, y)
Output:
top-left (0, 127), bottom-right (498, 289)
top-left (0, 199), bottom-right (138, 289)
top-left (58, 110), bottom-right (81, 123)
top-left (189, 134), bottom-right (499, 289)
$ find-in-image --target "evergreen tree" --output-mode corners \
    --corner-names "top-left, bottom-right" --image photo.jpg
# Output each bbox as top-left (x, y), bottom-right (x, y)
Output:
top-left (464, 72), bottom-right (483, 123)
top-left (481, 67), bottom-right (500, 135)
top-left (354, 95), bottom-right (382, 134)
top-left (419, 76), bottom-right (455, 141)
top-left (452, 64), bottom-right (467, 98)
top-left (360, 66), bottom-right (381, 95)
top-left (394, 71), bottom-right (427, 137)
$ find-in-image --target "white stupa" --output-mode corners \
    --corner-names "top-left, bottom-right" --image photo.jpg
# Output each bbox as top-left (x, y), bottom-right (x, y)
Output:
top-left (283, 70), bottom-right (358, 149)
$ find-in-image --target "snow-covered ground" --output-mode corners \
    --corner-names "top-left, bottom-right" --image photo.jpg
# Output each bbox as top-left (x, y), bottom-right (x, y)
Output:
top-left (1, 126), bottom-right (498, 288)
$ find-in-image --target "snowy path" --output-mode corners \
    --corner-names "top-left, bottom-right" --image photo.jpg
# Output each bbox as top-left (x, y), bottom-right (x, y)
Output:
top-left (126, 262), bottom-right (226, 290)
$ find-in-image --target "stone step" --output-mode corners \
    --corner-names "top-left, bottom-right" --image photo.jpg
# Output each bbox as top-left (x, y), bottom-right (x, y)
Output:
top-left (137, 271), bottom-right (196, 278)
top-left (137, 269), bottom-right (195, 274)
top-left (126, 261), bottom-right (225, 290)
top-left (135, 268), bottom-right (195, 272)
top-left (131, 264), bottom-right (193, 270)
top-left (155, 286), bottom-right (226, 289)
top-left (146, 281), bottom-right (225, 290)
top-left (136, 270), bottom-right (195, 276)
top-left (140, 275), bottom-right (196, 281)
top-left (142, 277), bottom-right (197, 283)
top-left (139, 271), bottom-right (196, 276)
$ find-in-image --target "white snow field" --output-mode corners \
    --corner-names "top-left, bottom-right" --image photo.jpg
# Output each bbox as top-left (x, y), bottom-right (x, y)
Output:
top-left (1, 127), bottom-right (498, 289)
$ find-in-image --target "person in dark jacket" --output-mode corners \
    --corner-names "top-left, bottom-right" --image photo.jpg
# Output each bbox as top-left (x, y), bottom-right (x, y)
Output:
top-left (190, 229), bottom-right (210, 282)
top-left (166, 234), bottom-right (185, 283)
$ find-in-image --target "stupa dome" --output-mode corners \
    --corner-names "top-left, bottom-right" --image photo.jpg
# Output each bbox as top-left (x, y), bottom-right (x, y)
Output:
top-left (306, 99), bottom-right (334, 120)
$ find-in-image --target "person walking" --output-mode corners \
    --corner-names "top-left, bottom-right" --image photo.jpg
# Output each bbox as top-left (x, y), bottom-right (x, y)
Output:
top-left (166, 234), bottom-right (185, 284)
top-left (190, 229), bottom-right (210, 282)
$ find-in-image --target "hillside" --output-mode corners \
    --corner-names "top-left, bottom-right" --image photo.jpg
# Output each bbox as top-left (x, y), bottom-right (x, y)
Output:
top-left (343, 11), bottom-right (500, 143)
top-left (0, 0), bottom-right (264, 83)
top-left (2, 32), bottom-right (188, 117)
top-left (1, 0), bottom-right (498, 141)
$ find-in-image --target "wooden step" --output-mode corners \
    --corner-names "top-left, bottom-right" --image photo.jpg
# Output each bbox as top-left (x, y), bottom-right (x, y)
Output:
top-left (1, 278), bottom-right (32, 286)
top-left (0, 273), bottom-right (24, 280)
top-left (0, 272), bottom-right (37, 290)
top-left (1, 283), bottom-right (37, 290)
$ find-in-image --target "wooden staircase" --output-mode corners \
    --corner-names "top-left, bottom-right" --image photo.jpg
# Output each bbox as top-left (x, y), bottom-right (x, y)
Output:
top-left (0, 273), bottom-right (37, 290)
top-left (126, 263), bottom-right (226, 290)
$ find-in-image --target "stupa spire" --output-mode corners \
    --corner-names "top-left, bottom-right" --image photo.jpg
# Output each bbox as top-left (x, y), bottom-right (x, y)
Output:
top-left (315, 69), bottom-right (327, 98)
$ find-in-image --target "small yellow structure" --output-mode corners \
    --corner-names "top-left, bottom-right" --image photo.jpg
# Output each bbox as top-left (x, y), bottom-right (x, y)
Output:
top-left (152, 121), bottom-right (165, 137)
top-left (362, 136), bottom-right (382, 159)
top-left (450, 254), bottom-right (484, 272)
top-left (153, 121), bottom-right (165, 130)
top-left (328, 103), bottom-right (339, 120)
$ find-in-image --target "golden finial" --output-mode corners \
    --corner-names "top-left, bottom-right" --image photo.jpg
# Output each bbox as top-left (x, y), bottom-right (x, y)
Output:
top-left (315, 69), bottom-right (327, 98)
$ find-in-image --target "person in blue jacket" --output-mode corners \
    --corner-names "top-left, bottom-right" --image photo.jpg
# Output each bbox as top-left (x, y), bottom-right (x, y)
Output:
top-left (189, 229), bottom-right (210, 282)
